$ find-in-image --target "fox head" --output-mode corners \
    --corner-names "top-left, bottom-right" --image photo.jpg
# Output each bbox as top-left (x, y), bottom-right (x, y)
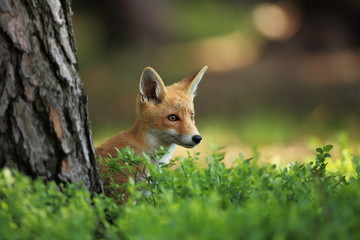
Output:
top-left (136, 66), bottom-right (208, 150)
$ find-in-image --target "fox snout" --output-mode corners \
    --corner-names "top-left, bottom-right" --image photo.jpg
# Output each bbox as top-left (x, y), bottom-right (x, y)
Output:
top-left (176, 134), bottom-right (201, 148)
top-left (192, 135), bottom-right (202, 144)
top-left (162, 128), bottom-right (202, 148)
top-left (177, 133), bottom-right (202, 148)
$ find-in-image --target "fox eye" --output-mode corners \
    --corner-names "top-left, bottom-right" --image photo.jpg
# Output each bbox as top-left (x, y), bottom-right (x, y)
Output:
top-left (168, 114), bottom-right (180, 122)
top-left (190, 113), bottom-right (195, 121)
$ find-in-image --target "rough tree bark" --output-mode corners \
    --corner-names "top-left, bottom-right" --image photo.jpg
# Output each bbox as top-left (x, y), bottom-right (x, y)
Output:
top-left (0, 0), bottom-right (103, 193)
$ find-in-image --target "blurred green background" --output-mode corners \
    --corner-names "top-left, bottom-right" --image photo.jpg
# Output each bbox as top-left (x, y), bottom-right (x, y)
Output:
top-left (72, 0), bottom-right (360, 164)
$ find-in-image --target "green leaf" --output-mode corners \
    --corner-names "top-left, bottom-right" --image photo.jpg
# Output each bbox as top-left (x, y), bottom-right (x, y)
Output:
top-left (316, 148), bottom-right (323, 153)
top-left (323, 145), bottom-right (333, 152)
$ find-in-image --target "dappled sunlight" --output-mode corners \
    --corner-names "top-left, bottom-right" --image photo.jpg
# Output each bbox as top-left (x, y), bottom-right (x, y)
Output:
top-left (155, 31), bottom-right (262, 74)
top-left (193, 32), bottom-right (261, 72)
top-left (173, 136), bottom-right (359, 173)
top-left (174, 134), bottom-right (315, 167)
top-left (252, 1), bottom-right (301, 41)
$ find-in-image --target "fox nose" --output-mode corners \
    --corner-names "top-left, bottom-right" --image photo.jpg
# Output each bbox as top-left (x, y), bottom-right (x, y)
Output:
top-left (192, 135), bottom-right (202, 144)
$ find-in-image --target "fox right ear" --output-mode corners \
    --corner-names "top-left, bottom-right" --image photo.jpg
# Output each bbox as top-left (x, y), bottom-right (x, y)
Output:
top-left (139, 67), bottom-right (167, 104)
top-left (177, 66), bottom-right (208, 100)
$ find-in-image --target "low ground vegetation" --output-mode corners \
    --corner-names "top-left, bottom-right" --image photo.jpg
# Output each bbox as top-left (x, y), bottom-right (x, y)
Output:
top-left (1, 145), bottom-right (360, 239)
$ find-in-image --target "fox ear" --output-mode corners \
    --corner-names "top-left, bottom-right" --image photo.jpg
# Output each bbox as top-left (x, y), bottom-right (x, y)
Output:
top-left (139, 67), bottom-right (167, 104)
top-left (178, 66), bottom-right (208, 99)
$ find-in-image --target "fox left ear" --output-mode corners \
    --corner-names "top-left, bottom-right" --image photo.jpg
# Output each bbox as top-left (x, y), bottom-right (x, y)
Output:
top-left (178, 66), bottom-right (208, 99)
top-left (139, 67), bottom-right (167, 104)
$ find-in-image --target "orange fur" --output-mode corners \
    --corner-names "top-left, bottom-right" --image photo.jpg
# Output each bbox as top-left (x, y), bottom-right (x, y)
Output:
top-left (96, 66), bottom-right (208, 201)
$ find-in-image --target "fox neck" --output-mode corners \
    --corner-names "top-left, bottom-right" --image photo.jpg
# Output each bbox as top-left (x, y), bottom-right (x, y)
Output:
top-left (129, 121), bottom-right (177, 165)
top-left (145, 129), bottom-right (177, 165)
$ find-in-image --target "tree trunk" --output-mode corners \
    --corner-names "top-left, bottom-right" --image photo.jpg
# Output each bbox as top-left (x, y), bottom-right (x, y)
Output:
top-left (0, 0), bottom-right (103, 193)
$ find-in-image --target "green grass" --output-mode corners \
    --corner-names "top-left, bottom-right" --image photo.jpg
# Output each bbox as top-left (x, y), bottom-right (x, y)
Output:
top-left (1, 145), bottom-right (360, 239)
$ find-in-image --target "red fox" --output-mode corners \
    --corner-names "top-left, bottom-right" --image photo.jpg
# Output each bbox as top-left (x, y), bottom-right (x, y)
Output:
top-left (96, 66), bottom-right (208, 198)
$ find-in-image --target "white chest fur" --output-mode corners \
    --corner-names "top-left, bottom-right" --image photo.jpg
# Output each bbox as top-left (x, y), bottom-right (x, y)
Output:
top-left (145, 131), bottom-right (177, 165)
